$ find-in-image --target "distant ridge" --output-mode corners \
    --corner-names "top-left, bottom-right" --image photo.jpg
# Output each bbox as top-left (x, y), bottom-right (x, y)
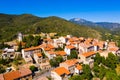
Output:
top-left (70, 18), bottom-right (120, 30)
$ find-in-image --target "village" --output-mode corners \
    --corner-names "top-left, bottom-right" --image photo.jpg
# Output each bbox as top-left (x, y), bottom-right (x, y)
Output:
top-left (0, 32), bottom-right (120, 80)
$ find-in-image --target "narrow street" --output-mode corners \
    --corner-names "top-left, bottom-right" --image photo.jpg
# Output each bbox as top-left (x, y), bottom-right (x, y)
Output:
top-left (33, 68), bottom-right (54, 80)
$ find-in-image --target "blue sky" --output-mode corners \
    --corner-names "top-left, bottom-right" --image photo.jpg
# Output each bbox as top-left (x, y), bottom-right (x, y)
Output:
top-left (0, 0), bottom-right (120, 23)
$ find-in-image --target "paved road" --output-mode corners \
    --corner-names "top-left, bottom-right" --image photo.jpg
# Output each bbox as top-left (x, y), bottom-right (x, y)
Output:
top-left (33, 68), bottom-right (54, 80)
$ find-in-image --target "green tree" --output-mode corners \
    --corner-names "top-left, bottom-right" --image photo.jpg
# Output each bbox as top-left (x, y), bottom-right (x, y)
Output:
top-left (94, 53), bottom-right (102, 64)
top-left (98, 65), bottom-right (107, 80)
top-left (69, 75), bottom-right (84, 80)
top-left (105, 52), bottom-right (118, 69)
top-left (56, 56), bottom-right (64, 63)
top-left (33, 36), bottom-right (42, 46)
top-left (49, 59), bottom-right (58, 67)
top-left (101, 56), bottom-right (106, 65)
top-left (49, 56), bottom-right (63, 67)
top-left (29, 65), bottom-right (38, 72)
top-left (13, 60), bottom-right (20, 66)
top-left (105, 70), bottom-right (120, 80)
top-left (93, 62), bottom-right (100, 77)
top-left (68, 50), bottom-right (78, 59)
top-left (0, 65), bottom-right (5, 73)
top-left (82, 64), bottom-right (93, 80)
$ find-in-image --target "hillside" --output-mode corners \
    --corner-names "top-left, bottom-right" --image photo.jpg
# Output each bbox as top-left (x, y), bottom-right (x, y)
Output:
top-left (0, 14), bottom-right (103, 42)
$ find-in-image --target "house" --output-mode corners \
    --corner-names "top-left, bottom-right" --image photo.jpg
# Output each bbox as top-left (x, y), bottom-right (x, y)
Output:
top-left (21, 46), bottom-right (42, 63)
top-left (51, 67), bottom-right (70, 80)
top-left (18, 68), bottom-right (32, 80)
top-left (78, 51), bottom-right (96, 65)
top-left (56, 51), bottom-right (67, 60)
top-left (107, 42), bottom-right (119, 54)
top-left (34, 53), bottom-right (43, 64)
top-left (59, 37), bottom-right (68, 44)
top-left (4, 41), bottom-right (18, 51)
top-left (64, 45), bottom-right (76, 55)
top-left (53, 39), bottom-right (63, 48)
top-left (24, 56), bottom-right (33, 63)
top-left (45, 51), bottom-right (56, 59)
top-left (60, 59), bottom-right (79, 74)
top-left (2, 48), bottom-right (15, 59)
top-left (4, 70), bottom-right (20, 80)
top-left (79, 42), bottom-right (94, 54)
top-left (108, 47), bottom-right (119, 54)
top-left (75, 64), bottom-right (83, 74)
top-left (41, 43), bottom-right (55, 52)
top-left (40, 61), bottom-right (51, 70)
top-left (3, 68), bottom-right (32, 80)
top-left (22, 46), bottom-right (42, 58)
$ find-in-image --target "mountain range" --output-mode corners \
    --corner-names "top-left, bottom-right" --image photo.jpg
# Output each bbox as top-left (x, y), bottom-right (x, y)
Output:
top-left (70, 18), bottom-right (120, 31)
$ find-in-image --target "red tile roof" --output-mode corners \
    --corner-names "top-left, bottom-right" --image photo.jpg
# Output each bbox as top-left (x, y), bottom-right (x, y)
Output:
top-left (66, 45), bottom-right (75, 49)
top-left (19, 68), bottom-right (32, 77)
top-left (56, 51), bottom-right (66, 56)
top-left (82, 51), bottom-right (96, 57)
top-left (76, 64), bottom-right (82, 70)
top-left (63, 59), bottom-right (78, 67)
top-left (4, 68), bottom-right (32, 80)
top-left (36, 53), bottom-right (42, 57)
top-left (24, 46), bottom-right (41, 51)
top-left (109, 47), bottom-right (119, 51)
top-left (52, 67), bottom-right (70, 76)
top-left (4, 70), bottom-right (21, 80)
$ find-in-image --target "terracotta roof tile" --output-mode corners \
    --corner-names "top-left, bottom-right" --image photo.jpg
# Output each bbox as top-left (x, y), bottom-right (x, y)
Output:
top-left (63, 59), bottom-right (78, 67)
top-left (4, 70), bottom-right (21, 80)
top-left (4, 68), bottom-right (32, 80)
top-left (66, 45), bottom-right (75, 49)
top-left (76, 64), bottom-right (82, 70)
top-left (36, 53), bottom-right (42, 57)
top-left (24, 46), bottom-right (41, 51)
top-left (52, 67), bottom-right (70, 76)
top-left (44, 47), bottom-right (51, 51)
top-left (19, 68), bottom-right (32, 77)
top-left (56, 51), bottom-right (66, 56)
top-left (109, 47), bottom-right (119, 51)
top-left (82, 51), bottom-right (96, 57)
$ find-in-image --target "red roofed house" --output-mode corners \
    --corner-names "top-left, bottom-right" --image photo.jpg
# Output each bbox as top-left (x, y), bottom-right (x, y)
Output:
top-left (34, 53), bottom-right (43, 64)
top-left (60, 59), bottom-right (79, 74)
top-left (3, 68), bottom-right (32, 80)
top-left (45, 51), bottom-right (56, 59)
top-left (53, 39), bottom-right (63, 48)
top-left (75, 64), bottom-right (83, 74)
top-left (107, 42), bottom-right (119, 54)
top-left (64, 45), bottom-right (76, 55)
top-left (51, 67), bottom-right (70, 80)
top-left (22, 46), bottom-right (42, 63)
top-left (56, 51), bottom-right (67, 60)
top-left (78, 51), bottom-right (96, 65)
